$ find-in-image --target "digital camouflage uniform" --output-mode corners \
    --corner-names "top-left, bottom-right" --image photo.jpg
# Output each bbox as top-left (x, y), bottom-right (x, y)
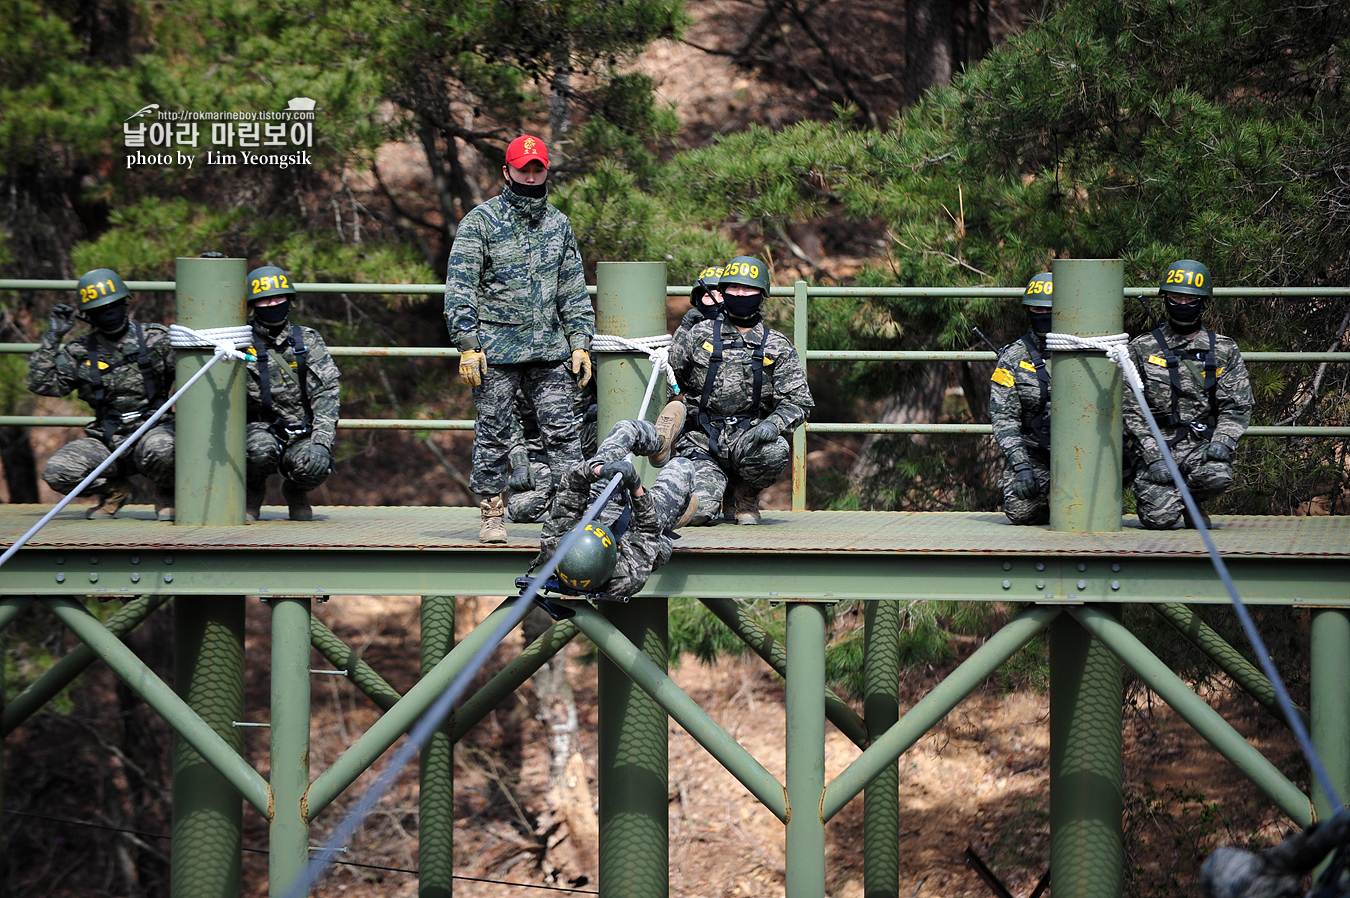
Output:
top-left (444, 185), bottom-right (595, 497)
top-left (536, 420), bottom-right (696, 597)
top-left (668, 318), bottom-right (813, 523)
top-left (27, 320), bottom-right (176, 497)
top-left (507, 381), bottom-right (598, 523)
top-left (1124, 321), bottom-right (1252, 529)
top-left (244, 322), bottom-right (341, 493)
top-left (990, 333), bottom-right (1052, 525)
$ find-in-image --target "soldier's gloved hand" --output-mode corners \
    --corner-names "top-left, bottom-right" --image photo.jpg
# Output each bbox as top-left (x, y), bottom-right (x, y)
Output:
top-left (1010, 464), bottom-right (1039, 500)
top-left (1204, 442), bottom-right (1232, 464)
top-left (744, 421), bottom-right (779, 447)
top-left (49, 303), bottom-right (77, 338)
top-left (1142, 459), bottom-right (1173, 484)
top-left (508, 447), bottom-right (534, 492)
top-left (601, 458), bottom-right (642, 494)
top-left (302, 444), bottom-right (333, 478)
top-left (458, 348), bottom-right (488, 386)
top-left (571, 349), bottom-right (592, 388)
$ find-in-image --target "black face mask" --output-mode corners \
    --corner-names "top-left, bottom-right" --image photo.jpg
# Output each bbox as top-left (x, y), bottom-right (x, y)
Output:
top-left (722, 292), bottom-right (763, 325)
top-left (253, 299), bottom-right (290, 328)
top-left (1165, 295), bottom-right (1204, 334)
top-left (87, 301), bottom-right (128, 336)
top-left (506, 177), bottom-right (547, 199)
top-left (1028, 310), bottom-right (1052, 335)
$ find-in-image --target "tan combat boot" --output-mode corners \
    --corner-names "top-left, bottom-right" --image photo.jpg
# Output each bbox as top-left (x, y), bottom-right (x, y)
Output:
top-left (283, 481), bottom-right (313, 522)
top-left (87, 479), bottom-right (134, 520)
top-left (479, 495), bottom-right (507, 543)
top-left (153, 486), bottom-right (175, 522)
top-left (730, 483), bottom-right (762, 525)
top-left (651, 400), bottom-right (686, 467)
top-left (674, 493), bottom-right (699, 530)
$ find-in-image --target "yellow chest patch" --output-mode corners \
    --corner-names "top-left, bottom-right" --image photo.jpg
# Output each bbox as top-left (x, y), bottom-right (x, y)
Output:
top-left (702, 341), bottom-right (714, 352)
top-left (1147, 355), bottom-right (1168, 368)
top-left (1019, 360), bottom-right (1037, 372)
top-left (84, 359), bottom-right (112, 370)
top-left (991, 367), bottom-right (1015, 387)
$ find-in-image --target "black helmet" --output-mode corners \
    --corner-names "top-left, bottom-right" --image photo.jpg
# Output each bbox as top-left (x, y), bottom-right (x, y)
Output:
top-left (1023, 272), bottom-right (1053, 308)
top-left (1160, 259), bottom-right (1212, 298)
top-left (556, 520), bottom-right (618, 592)
top-left (76, 269), bottom-right (131, 311)
top-left (247, 266), bottom-right (297, 303)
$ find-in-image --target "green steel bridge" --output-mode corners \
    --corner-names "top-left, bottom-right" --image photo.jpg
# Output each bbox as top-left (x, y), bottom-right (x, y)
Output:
top-left (0, 257), bottom-right (1347, 898)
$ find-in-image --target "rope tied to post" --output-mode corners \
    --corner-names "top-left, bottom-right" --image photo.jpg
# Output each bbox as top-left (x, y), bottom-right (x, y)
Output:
top-left (591, 333), bottom-right (677, 391)
top-left (169, 323), bottom-right (253, 359)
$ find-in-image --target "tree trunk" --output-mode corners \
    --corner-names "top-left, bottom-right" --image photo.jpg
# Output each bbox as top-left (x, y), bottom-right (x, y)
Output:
top-left (904, 0), bottom-right (955, 105)
top-left (0, 427), bottom-right (39, 503)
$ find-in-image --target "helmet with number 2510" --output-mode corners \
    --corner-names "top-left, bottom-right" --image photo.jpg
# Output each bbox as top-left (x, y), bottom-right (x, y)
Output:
top-left (1160, 259), bottom-right (1212, 298)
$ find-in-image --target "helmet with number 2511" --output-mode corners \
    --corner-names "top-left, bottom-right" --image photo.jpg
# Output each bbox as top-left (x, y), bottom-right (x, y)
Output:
top-left (76, 269), bottom-right (131, 311)
top-left (1160, 259), bottom-right (1212, 298)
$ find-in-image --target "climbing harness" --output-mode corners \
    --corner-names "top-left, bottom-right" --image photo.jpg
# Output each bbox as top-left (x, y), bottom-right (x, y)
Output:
top-left (1148, 325), bottom-right (1219, 449)
top-left (84, 321), bottom-right (160, 443)
top-left (695, 321), bottom-right (768, 458)
top-left (1016, 332), bottom-right (1052, 460)
top-left (256, 324), bottom-right (314, 441)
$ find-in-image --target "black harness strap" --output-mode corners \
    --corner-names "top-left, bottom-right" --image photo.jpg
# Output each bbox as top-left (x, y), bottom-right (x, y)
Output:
top-left (1017, 332), bottom-right (1052, 459)
top-left (1151, 327), bottom-right (1218, 448)
top-left (696, 322), bottom-right (767, 457)
top-left (85, 321), bottom-right (157, 443)
top-left (256, 325), bottom-right (313, 441)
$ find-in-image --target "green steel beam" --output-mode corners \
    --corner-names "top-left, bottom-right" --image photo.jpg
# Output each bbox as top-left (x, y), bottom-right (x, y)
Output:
top-left (310, 617), bottom-right (403, 712)
top-left (419, 596), bottom-right (455, 898)
top-left (0, 597), bottom-right (34, 632)
top-left (785, 602), bottom-right (827, 898)
top-left (1068, 606), bottom-right (1312, 826)
top-left (568, 602), bottom-right (787, 822)
top-left (10, 550), bottom-right (1343, 604)
top-left (2, 594), bottom-right (168, 735)
top-left (306, 599), bottom-right (517, 817)
top-left (699, 597), bottom-right (868, 748)
top-left (269, 598), bottom-right (312, 896)
top-left (863, 600), bottom-right (901, 898)
top-left (822, 605), bottom-right (1060, 821)
top-left (1310, 610), bottom-right (1350, 823)
top-left (42, 597), bottom-right (269, 814)
top-left (450, 619), bottom-right (578, 744)
top-left (1151, 602), bottom-right (1309, 730)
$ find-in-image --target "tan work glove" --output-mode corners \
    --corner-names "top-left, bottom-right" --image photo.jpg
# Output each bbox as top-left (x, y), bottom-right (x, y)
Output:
top-left (571, 348), bottom-right (592, 388)
top-left (459, 348), bottom-right (488, 386)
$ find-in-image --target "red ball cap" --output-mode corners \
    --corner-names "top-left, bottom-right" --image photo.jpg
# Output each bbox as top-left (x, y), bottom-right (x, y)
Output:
top-left (505, 134), bottom-right (549, 170)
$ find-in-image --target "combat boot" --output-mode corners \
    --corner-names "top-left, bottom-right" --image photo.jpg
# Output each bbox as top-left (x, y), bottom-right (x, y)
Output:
top-left (674, 493), bottom-right (699, 530)
top-left (1182, 504), bottom-right (1212, 530)
top-left (153, 486), bottom-right (175, 522)
top-left (479, 495), bottom-right (507, 543)
top-left (651, 400), bottom-right (686, 467)
top-left (283, 481), bottom-right (313, 521)
top-left (87, 479), bottom-right (133, 520)
top-left (730, 483), bottom-right (762, 525)
top-left (246, 482), bottom-right (266, 522)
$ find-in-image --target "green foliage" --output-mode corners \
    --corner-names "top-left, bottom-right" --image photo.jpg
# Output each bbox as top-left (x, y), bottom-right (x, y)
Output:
top-left (667, 597), bottom-right (759, 667)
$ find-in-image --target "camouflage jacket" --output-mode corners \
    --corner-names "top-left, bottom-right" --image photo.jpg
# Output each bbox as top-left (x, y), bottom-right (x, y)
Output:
top-left (444, 187), bottom-right (594, 365)
top-left (989, 332), bottom-right (1052, 469)
top-left (538, 464), bottom-right (665, 599)
top-left (1124, 322), bottom-right (1252, 465)
top-left (27, 320), bottom-right (175, 441)
top-left (668, 318), bottom-right (813, 435)
top-left (245, 322), bottom-right (341, 450)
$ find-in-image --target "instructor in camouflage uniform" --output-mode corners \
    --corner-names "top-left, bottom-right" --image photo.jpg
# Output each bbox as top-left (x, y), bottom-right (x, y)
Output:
top-left (445, 133), bottom-right (595, 543)
top-left (666, 256), bottom-right (813, 525)
top-left (536, 418), bottom-right (697, 598)
top-left (243, 266), bottom-right (341, 522)
top-left (1125, 259), bottom-right (1252, 529)
top-left (28, 268), bottom-right (176, 520)
top-left (506, 380), bottom-right (597, 523)
top-left (990, 272), bottom-right (1055, 525)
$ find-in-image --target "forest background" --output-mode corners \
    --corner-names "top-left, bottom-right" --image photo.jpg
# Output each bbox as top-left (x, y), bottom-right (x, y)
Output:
top-left (0, 0), bottom-right (1348, 895)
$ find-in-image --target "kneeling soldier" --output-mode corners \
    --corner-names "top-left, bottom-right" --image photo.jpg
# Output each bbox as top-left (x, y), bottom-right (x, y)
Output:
top-left (244, 266), bottom-right (341, 521)
top-left (28, 269), bottom-right (176, 520)
top-left (990, 272), bottom-right (1054, 525)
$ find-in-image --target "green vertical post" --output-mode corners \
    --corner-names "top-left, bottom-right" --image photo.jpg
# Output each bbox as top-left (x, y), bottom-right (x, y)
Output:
top-left (420, 596), bottom-right (456, 898)
top-left (792, 281), bottom-right (808, 511)
top-left (1048, 258), bottom-right (1123, 533)
top-left (269, 598), bottom-right (311, 897)
top-left (863, 600), bottom-right (900, 898)
top-left (1310, 609), bottom-right (1350, 822)
top-left (172, 255), bottom-right (248, 898)
top-left (595, 261), bottom-right (669, 898)
top-left (785, 602), bottom-right (827, 898)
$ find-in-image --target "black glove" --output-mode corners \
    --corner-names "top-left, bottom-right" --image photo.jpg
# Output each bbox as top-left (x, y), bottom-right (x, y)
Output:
top-left (508, 448), bottom-right (535, 492)
top-left (300, 444), bottom-right (333, 478)
top-left (601, 458), bottom-right (642, 494)
top-left (49, 303), bottom-right (77, 338)
top-left (1010, 464), bottom-right (1039, 500)
top-left (1142, 459), bottom-right (1172, 484)
top-left (1204, 442), bottom-right (1232, 464)
top-left (745, 421), bottom-right (779, 446)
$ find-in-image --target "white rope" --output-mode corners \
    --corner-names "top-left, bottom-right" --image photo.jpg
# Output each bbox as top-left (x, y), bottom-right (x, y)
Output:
top-left (591, 332), bottom-right (678, 392)
top-left (0, 324), bottom-right (255, 569)
top-left (1045, 331), bottom-right (1139, 389)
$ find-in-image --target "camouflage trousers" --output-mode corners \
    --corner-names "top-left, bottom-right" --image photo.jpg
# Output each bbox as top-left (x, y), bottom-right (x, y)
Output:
top-left (997, 457), bottom-right (1051, 525)
top-left (591, 420), bottom-right (696, 566)
top-left (672, 425), bottom-right (790, 525)
top-left (1132, 440), bottom-right (1234, 529)
top-left (42, 426), bottom-right (176, 496)
top-left (246, 423), bottom-right (332, 492)
top-left (507, 459), bottom-right (555, 523)
top-left (471, 362), bottom-right (582, 497)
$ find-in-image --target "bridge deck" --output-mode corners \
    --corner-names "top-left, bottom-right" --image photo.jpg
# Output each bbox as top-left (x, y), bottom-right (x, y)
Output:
top-left (1, 506), bottom-right (1346, 603)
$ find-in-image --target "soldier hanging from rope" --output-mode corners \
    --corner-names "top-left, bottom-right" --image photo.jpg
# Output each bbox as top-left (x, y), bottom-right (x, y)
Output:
top-left (27, 269), bottom-right (177, 520)
top-left (990, 272), bottom-right (1054, 525)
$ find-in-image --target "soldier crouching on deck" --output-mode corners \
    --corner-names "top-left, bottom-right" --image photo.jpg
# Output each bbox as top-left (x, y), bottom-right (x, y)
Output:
top-left (243, 266), bottom-right (340, 522)
top-left (27, 268), bottom-right (177, 520)
top-left (990, 272), bottom-right (1054, 525)
top-left (1125, 259), bottom-right (1252, 530)
top-left (534, 419), bottom-right (698, 598)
